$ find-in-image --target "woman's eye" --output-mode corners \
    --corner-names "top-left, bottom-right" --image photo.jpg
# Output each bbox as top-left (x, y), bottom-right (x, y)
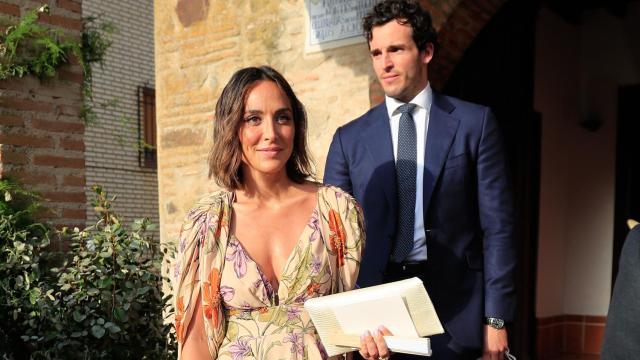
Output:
top-left (245, 116), bottom-right (260, 125)
top-left (277, 114), bottom-right (291, 124)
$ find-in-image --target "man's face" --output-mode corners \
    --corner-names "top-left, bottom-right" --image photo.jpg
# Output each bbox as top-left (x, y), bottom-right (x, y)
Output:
top-left (369, 20), bottom-right (433, 103)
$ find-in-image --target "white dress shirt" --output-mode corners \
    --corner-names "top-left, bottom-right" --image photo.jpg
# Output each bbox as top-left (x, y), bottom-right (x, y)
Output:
top-left (385, 84), bottom-right (432, 261)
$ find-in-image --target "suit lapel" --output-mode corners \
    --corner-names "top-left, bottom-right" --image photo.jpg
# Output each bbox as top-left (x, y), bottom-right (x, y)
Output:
top-left (424, 93), bottom-right (459, 212)
top-left (361, 103), bottom-right (397, 213)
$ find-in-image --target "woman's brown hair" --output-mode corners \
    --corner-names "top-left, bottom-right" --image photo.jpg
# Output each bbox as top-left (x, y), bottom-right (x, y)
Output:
top-left (208, 66), bottom-right (314, 189)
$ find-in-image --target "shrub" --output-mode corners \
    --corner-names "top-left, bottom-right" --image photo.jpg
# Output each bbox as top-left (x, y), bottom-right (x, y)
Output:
top-left (0, 181), bottom-right (176, 359)
top-left (0, 178), bottom-right (51, 359)
top-left (32, 185), bottom-right (176, 359)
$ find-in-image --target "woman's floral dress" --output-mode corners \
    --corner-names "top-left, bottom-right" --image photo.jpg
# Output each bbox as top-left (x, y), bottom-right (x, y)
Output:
top-left (173, 185), bottom-right (365, 359)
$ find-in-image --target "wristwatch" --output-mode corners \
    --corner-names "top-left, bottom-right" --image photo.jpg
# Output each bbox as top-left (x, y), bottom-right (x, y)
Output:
top-left (485, 317), bottom-right (505, 329)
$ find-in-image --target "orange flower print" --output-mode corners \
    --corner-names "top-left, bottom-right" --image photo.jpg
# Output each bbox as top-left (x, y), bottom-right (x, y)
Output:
top-left (202, 268), bottom-right (221, 326)
top-left (328, 209), bottom-right (346, 267)
top-left (175, 296), bottom-right (185, 343)
top-left (306, 282), bottom-right (321, 296)
top-left (214, 207), bottom-right (228, 239)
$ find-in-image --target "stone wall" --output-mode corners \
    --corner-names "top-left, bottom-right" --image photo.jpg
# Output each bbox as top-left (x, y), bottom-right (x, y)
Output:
top-left (155, 0), bottom-right (506, 244)
top-left (155, 0), bottom-right (374, 242)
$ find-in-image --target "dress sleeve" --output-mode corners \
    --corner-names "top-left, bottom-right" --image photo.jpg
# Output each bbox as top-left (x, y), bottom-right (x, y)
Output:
top-left (173, 193), bottom-right (229, 359)
top-left (322, 186), bottom-right (366, 293)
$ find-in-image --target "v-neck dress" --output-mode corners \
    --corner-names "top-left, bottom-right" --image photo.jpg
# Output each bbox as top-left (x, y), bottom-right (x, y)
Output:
top-left (173, 185), bottom-right (365, 359)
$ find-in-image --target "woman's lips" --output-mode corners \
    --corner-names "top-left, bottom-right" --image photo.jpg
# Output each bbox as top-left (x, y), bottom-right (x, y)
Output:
top-left (257, 147), bottom-right (282, 157)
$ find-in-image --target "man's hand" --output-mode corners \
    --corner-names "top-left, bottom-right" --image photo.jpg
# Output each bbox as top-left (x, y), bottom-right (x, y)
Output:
top-left (482, 325), bottom-right (508, 360)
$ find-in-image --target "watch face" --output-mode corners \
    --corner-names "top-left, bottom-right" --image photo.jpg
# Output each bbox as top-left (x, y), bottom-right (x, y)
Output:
top-left (487, 317), bottom-right (505, 329)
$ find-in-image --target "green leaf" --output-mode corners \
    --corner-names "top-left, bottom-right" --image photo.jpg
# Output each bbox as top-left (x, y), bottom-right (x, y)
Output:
top-left (136, 286), bottom-right (150, 295)
top-left (28, 288), bottom-right (41, 304)
top-left (104, 321), bottom-right (121, 334)
top-left (113, 307), bottom-right (126, 321)
top-left (98, 278), bottom-right (113, 288)
top-left (86, 288), bottom-right (99, 296)
top-left (72, 310), bottom-right (86, 322)
top-left (91, 324), bottom-right (105, 339)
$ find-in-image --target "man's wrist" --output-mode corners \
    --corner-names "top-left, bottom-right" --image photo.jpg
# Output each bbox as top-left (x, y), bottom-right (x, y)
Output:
top-left (484, 317), bottom-right (505, 330)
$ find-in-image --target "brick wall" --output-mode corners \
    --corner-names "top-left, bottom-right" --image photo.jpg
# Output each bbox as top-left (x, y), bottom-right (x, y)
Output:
top-left (0, 0), bottom-right (86, 232)
top-left (82, 0), bottom-right (158, 233)
top-left (429, 0), bottom-right (507, 88)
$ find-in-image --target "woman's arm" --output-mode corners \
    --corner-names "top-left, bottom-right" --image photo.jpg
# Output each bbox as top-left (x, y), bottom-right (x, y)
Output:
top-left (174, 193), bottom-right (230, 360)
top-left (181, 293), bottom-right (211, 360)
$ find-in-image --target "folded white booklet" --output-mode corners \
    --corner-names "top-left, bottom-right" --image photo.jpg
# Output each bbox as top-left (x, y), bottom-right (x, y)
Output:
top-left (304, 277), bottom-right (444, 357)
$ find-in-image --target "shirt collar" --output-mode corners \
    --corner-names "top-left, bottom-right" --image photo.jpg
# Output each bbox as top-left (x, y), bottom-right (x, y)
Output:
top-left (385, 83), bottom-right (433, 119)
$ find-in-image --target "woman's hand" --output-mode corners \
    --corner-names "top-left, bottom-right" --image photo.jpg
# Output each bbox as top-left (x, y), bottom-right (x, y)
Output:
top-left (359, 325), bottom-right (393, 360)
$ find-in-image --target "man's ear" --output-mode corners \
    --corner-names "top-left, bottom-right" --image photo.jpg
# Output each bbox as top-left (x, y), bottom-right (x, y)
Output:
top-left (421, 43), bottom-right (434, 65)
top-left (628, 219), bottom-right (639, 230)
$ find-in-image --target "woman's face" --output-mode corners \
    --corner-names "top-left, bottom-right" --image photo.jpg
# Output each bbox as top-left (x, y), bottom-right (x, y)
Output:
top-left (238, 80), bottom-right (295, 179)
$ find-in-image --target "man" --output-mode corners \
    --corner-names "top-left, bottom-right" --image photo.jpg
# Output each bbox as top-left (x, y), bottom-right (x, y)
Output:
top-left (324, 1), bottom-right (516, 359)
top-left (601, 220), bottom-right (640, 359)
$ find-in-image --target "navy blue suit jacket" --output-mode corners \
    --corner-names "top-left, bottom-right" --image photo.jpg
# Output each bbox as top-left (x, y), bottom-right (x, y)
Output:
top-left (324, 93), bottom-right (517, 349)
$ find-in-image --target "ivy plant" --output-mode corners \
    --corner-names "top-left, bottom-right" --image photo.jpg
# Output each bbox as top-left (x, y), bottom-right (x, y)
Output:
top-left (0, 5), bottom-right (79, 80)
top-left (0, 5), bottom-right (114, 123)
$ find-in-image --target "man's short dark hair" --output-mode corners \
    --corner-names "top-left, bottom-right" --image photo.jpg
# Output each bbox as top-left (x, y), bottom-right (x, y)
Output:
top-left (362, 0), bottom-right (438, 53)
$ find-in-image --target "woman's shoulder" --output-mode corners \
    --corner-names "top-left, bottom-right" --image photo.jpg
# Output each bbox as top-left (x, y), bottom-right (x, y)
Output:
top-left (317, 184), bottom-right (359, 208)
top-left (183, 189), bottom-right (233, 223)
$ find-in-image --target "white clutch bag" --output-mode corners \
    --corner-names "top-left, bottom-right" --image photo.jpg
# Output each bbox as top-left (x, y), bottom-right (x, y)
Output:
top-left (304, 277), bottom-right (444, 357)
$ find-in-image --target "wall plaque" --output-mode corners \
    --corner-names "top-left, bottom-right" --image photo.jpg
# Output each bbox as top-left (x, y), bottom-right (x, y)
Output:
top-left (305, 0), bottom-right (376, 52)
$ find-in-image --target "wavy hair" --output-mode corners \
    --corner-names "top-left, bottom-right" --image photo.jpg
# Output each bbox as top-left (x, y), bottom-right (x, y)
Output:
top-left (208, 66), bottom-right (314, 189)
top-left (362, 0), bottom-right (438, 53)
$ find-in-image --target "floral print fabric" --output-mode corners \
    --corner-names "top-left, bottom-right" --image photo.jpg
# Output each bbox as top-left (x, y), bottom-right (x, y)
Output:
top-left (173, 185), bottom-right (364, 359)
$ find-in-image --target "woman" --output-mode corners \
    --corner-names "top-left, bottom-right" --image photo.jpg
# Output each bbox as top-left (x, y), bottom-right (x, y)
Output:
top-left (173, 66), bottom-right (372, 359)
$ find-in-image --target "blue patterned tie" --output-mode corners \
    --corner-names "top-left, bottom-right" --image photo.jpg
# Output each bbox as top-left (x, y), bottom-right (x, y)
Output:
top-left (392, 103), bottom-right (417, 263)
